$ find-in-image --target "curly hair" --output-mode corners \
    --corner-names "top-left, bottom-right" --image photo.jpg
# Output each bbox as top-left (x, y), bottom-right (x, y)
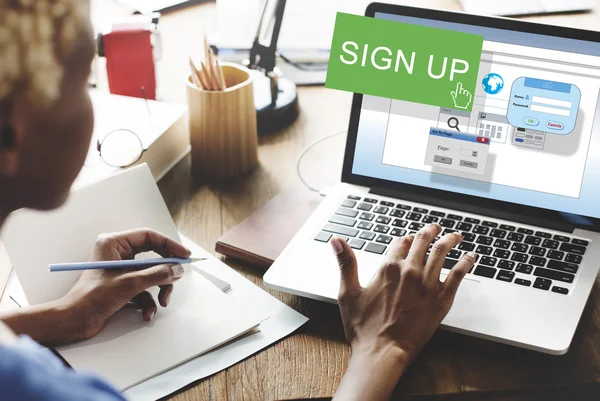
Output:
top-left (0, 0), bottom-right (89, 106)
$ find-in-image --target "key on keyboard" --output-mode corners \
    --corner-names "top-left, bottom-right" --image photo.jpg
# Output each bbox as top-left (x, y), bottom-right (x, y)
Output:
top-left (359, 231), bottom-right (376, 241)
top-left (496, 270), bottom-right (515, 282)
top-left (349, 239), bottom-right (365, 250)
top-left (357, 221), bottom-right (373, 230)
top-left (376, 216), bottom-right (391, 224)
top-left (365, 242), bottom-right (386, 254)
top-left (341, 199), bottom-right (357, 208)
top-left (357, 203), bottom-right (373, 211)
top-left (329, 215), bottom-right (356, 227)
top-left (323, 224), bottom-right (358, 237)
top-left (373, 206), bottom-right (389, 214)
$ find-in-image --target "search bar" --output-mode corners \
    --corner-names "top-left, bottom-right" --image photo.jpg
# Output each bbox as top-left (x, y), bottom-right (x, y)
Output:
top-left (531, 96), bottom-right (572, 108)
top-left (530, 104), bottom-right (571, 117)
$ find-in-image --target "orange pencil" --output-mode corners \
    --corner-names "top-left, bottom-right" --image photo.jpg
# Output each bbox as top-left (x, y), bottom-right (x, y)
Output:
top-left (200, 61), bottom-right (216, 91)
top-left (215, 59), bottom-right (227, 90)
top-left (188, 57), bottom-right (203, 88)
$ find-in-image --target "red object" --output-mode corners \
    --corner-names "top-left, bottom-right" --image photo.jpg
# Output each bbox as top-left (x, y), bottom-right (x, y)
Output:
top-left (477, 137), bottom-right (489, 144)
top-left (102, 29), bottom-right (156, 99)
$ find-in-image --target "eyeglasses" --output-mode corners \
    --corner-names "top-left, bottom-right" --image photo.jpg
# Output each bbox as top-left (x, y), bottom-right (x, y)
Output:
top-left (86, 87), bottom-right (151, 168)
top-left (85, 129), bottom-right (145, 168)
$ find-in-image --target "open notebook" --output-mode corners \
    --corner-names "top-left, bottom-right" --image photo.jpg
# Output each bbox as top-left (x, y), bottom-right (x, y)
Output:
top-left (1, 164), bottom-right (266, 390)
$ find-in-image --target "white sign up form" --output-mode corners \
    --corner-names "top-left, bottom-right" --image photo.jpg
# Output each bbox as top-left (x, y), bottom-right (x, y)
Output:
top-left (424, 128), bottom-right (490, 175)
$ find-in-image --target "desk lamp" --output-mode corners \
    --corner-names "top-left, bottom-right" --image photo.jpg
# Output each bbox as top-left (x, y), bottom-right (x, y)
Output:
top-left (246, 0), bottom-right (299, 134)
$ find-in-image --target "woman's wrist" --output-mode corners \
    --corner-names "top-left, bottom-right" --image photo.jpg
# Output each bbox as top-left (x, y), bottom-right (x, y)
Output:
top-left (334, 340), bottom-right (411, 401)
top-left (351, 339), bottom-right (411, 379)
top-left (0, 298), bottom-right (84, 346)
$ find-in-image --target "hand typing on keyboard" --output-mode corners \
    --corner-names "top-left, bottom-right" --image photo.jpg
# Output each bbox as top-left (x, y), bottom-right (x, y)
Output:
top-left (330, 224), bottom-right (476, 401)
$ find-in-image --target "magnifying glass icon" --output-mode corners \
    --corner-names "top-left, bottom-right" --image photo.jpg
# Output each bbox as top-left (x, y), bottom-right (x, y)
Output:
top-left (447, 117), bottom-right (461, 132)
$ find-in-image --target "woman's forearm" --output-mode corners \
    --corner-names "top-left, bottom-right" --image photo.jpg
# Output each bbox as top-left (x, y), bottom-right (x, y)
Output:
top-left (334, 343), bottom-right (410, 401)
top-left (0, 299), bottom-right (81, 346)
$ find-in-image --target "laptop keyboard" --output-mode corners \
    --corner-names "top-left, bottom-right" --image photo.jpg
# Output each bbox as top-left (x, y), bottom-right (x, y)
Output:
top-left (314, 194), bottom-right (591, 295)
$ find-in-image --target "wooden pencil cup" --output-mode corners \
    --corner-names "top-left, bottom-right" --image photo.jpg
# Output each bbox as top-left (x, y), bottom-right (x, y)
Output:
top-left (186, 62), bottom-right (259, 178)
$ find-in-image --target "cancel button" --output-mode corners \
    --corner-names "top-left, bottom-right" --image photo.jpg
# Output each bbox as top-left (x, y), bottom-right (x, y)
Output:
top-left (460, 160), bottom-right (478, 169)
top-left (546, 121), bottom-right (564, 131)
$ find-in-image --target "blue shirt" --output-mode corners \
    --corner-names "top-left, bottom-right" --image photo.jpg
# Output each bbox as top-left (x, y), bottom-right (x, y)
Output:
top-left (0, 336), bottom-right (125, 401)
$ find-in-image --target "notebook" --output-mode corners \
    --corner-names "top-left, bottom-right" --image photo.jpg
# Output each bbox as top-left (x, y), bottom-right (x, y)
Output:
top-left (215, 184), bottom-right (323, 270)
top-left (1, 164), bottom-right (266, 390)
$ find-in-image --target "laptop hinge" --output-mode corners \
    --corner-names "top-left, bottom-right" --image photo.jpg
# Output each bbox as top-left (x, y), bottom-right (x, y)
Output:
top-left (370, 187), bottom-right (576, 233)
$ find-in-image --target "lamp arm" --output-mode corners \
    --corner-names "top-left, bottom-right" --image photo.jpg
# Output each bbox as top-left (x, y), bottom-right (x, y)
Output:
top-left (248, 0), bottom-right (287, 73)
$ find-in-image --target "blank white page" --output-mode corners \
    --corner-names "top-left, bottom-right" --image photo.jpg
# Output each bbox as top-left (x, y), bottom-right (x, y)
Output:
top-left (57, 267), bottom-right (262, 390)
top-left (1, 164), bottom-right (180, 305)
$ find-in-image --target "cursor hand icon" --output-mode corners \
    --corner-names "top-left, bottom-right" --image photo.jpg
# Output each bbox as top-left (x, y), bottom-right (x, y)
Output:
top-left (451, 82), bottom-right (473, 110)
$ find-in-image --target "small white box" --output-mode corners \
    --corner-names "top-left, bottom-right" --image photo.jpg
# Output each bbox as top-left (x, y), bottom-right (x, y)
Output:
top-left (424, 128), bottom-right (490, 175)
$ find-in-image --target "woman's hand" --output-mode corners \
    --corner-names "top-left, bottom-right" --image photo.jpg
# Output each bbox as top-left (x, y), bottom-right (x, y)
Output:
top-left (331, 224), bottom-right (476, 401)
top-left (0, 228), bottom-right (191, 346)
top-left (62, 228), bottom-right (191, 341)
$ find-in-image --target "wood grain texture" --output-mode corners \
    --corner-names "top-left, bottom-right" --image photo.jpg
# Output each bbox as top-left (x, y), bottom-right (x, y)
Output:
top-left (87, 1), bottom-right (600, 400)
top-left (187, 63), bottom-right (259, 178)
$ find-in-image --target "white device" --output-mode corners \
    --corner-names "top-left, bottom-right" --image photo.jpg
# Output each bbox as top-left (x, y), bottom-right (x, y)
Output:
top-left (459, 0), bottom-right (594, 17)
top-left (264, 3), bottom-right (600, 355)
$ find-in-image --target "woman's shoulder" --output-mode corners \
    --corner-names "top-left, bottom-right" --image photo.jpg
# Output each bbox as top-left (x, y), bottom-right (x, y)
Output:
top-left (0, 336), bottom-right (126, 401)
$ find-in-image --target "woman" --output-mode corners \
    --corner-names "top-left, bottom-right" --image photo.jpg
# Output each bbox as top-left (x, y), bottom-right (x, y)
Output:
top-left (0, 1), bottom-right (475, 400)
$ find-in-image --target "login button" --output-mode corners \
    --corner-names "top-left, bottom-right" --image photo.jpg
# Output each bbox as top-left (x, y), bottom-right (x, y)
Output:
top-left (546, 121), bottom-right (564, 131)
top-left (523, 117), bottom-right (539, 126)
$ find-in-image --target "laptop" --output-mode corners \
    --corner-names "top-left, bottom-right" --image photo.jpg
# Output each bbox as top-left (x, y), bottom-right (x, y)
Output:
top-left (459, 0), bottom-right (594, 17)
top-left (264, 3), bottom-right (600, 355)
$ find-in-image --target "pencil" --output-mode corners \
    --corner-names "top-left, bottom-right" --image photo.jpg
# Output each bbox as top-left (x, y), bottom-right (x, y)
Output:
top-left (188, 57), bottom-right (203, 88)
top-left (200, 61), bottom-right (215, 91)
top-left (196, 64), bottom-right (210, 90)
top-left (49, 257), bottom-right (207, 272)
top-left (204, 34), bottom-right (222, 91)
top-left (207, 50), bottom-right (221, 90)
top-left (216, 59), bottom-right (227, 90)
top-left (189, 57), bottom-right (210, 90)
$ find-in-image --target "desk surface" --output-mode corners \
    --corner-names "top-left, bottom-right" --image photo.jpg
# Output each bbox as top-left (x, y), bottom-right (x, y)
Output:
top-left (92, 1), bottom-right (600, 399)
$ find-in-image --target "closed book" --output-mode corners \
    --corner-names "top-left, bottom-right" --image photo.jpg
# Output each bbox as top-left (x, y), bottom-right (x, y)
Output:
top-left (215, 184), bottom-right (323, 270)
top-left (75, 92), bottom-right (189, 188)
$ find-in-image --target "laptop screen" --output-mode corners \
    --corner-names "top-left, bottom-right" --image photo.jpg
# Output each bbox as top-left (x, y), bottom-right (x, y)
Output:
top-left (350, 11), bottom-right (600, 220)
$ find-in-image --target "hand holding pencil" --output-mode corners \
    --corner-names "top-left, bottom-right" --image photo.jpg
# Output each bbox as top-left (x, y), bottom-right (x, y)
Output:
top-left (22, 229), bottom-right (196, 344)
top-left (189, 35), bottom-right (227, 91)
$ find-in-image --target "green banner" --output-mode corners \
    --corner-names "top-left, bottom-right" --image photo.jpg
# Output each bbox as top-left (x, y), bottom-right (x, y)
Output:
top-left (326, 13), bottom-right (484, 111)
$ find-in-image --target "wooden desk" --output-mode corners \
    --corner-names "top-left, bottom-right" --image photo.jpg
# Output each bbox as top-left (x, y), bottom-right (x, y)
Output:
top-left (72, 1), bottom-right (600, 399)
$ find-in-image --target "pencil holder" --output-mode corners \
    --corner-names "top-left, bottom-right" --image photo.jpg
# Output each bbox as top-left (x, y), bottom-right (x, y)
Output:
top-left (186, 62), bottom-right (259, 178)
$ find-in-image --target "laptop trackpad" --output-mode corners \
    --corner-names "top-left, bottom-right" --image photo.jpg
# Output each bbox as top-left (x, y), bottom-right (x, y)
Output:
top-left (442, 277), bottom-right (481, 325)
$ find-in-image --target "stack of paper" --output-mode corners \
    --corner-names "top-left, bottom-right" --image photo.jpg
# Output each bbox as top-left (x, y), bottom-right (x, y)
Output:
top-left (1, 164), bottom-right (307, 396)
top-left (76, 92), bottom-right (190, 188)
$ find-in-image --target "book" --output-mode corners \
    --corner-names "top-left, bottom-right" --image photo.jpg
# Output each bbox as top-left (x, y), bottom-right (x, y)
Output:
top-left (215, 184), bottom-right (323, 270)
top-left (74, 92), bottom-right (190, 188)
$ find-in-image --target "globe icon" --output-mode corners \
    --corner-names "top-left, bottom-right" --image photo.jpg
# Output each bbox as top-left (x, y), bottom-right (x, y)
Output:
top-left (482, 73), bottom-right (504, 95)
